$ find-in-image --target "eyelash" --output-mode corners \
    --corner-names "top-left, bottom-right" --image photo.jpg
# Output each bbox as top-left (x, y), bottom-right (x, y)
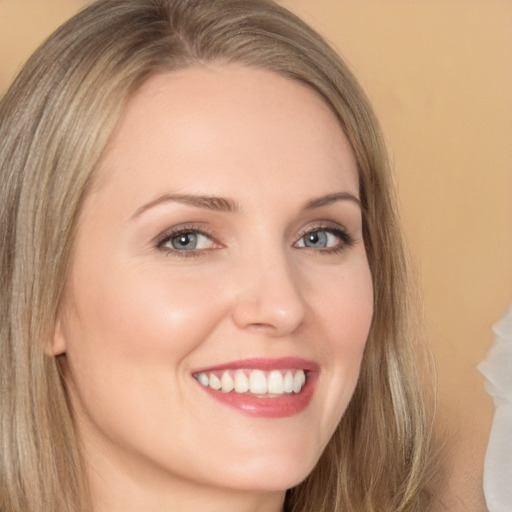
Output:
top-left (155, 224), bottom-right (219, 258)
top-left (155, 223), bottom-right (355, 258)
top-left (295, 224), bottom-right (355, 254)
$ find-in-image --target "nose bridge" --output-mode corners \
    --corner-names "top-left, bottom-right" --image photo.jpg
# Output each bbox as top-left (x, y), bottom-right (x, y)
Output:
top-left (230, 242), bottom-right (307, 334)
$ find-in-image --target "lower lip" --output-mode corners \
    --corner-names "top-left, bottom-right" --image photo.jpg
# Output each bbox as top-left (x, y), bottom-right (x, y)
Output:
top-left (197, 374), bottom-right (318, 418)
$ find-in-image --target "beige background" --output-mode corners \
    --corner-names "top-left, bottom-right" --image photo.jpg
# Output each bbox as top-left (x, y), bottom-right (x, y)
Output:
top-left (1, 1), bottom-right (511, 510)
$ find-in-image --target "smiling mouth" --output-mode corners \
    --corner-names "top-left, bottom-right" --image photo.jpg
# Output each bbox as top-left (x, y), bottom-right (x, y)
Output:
top-left (193, 369), bottom-right (307, 396)
top-left (192, 358), bottom-right (318, 418)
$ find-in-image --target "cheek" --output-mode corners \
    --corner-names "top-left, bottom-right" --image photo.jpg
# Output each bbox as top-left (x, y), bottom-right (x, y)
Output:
top-left (66, 262), bottom-right (229, 363)
top-left (313, 255), bottom-right (373, 350)
top-left (60, 261), bottom-right (233, 449)
top-left (308, 258), bottom-right (373, 430)
top-left (333, 262), bottom-right (373, 367)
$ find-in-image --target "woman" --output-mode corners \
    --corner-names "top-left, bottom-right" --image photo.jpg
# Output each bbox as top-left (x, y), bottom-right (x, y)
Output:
top-left (0, 0), bottom-right (437, 510)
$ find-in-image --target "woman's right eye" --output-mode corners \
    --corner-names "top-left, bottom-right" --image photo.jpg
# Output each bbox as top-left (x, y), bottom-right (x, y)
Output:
top-left (157, 229), bottom-right (218, 254)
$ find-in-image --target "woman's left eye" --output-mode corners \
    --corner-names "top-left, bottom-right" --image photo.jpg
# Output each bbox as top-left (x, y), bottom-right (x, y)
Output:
top-left (295, 228), bottom-right (352, 251)
top-left (158, 230), bottom-right (216, 252)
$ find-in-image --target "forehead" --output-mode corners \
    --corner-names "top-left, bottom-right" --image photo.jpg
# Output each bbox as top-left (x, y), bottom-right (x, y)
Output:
top-left (92, 64), bottom-right (358, 206)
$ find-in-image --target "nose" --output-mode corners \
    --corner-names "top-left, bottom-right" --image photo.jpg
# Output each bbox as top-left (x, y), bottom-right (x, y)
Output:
top-left (230, 252), bottom-right (308, 336)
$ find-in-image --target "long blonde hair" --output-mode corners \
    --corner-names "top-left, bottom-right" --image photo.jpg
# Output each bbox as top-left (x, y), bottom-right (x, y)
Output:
top-left (0, 1), bottom-right (436, 510)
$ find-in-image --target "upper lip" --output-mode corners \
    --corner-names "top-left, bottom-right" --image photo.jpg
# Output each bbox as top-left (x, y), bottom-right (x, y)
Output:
top-left (192, 357), bottom-right (319, 374)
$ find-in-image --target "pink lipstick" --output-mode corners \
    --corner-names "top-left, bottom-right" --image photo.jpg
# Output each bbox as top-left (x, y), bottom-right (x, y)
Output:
top-left (192, 357), bottom-right (319, 418)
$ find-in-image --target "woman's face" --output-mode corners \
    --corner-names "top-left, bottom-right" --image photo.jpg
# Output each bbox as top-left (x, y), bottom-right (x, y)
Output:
top-left (54, 66), bottom-right (373, 508)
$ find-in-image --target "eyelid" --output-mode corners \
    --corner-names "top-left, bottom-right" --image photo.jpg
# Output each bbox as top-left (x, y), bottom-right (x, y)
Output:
top-left (153, 220), bottom-right (356, 258)
top-left (154, 223), bottom-right (222, 254)
top-left (293, 222), bottom-right (355, 250)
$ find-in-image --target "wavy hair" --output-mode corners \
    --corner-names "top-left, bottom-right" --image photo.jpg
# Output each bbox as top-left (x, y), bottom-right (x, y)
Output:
top-left (0, 1), bottom-right (436, 510)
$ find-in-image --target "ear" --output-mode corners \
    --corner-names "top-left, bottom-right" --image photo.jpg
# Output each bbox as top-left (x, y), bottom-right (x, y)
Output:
top-left (51, 314), bottom-right (67, 356)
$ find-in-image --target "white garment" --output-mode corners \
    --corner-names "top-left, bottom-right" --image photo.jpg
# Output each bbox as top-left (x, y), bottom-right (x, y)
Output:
top-left (478, 305), bottom-right (512, 512)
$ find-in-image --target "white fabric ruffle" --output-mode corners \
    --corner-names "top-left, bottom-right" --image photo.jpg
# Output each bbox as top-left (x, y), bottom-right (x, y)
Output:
top-left (478, 304), bottom-right (512, 512)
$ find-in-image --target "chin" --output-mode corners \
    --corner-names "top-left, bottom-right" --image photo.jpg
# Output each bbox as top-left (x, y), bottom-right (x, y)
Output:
top-left (208, 443), bottom-right (322, 493)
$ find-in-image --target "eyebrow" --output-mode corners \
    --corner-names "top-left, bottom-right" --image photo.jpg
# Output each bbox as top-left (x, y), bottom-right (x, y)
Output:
top-left (131, 193), bottom-right (238, 219)
top-left (303, 192), bottom-right (362, 210)
top-left (131, 190), bottom-right (361, 220)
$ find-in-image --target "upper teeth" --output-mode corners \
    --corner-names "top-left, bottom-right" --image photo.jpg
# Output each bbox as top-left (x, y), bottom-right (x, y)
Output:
top-left (194, 369), bottom-right (306, 395)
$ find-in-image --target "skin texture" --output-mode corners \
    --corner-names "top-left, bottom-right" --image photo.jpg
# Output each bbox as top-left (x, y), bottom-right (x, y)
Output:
top-left (53, 65), bottom-right (374, 512)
